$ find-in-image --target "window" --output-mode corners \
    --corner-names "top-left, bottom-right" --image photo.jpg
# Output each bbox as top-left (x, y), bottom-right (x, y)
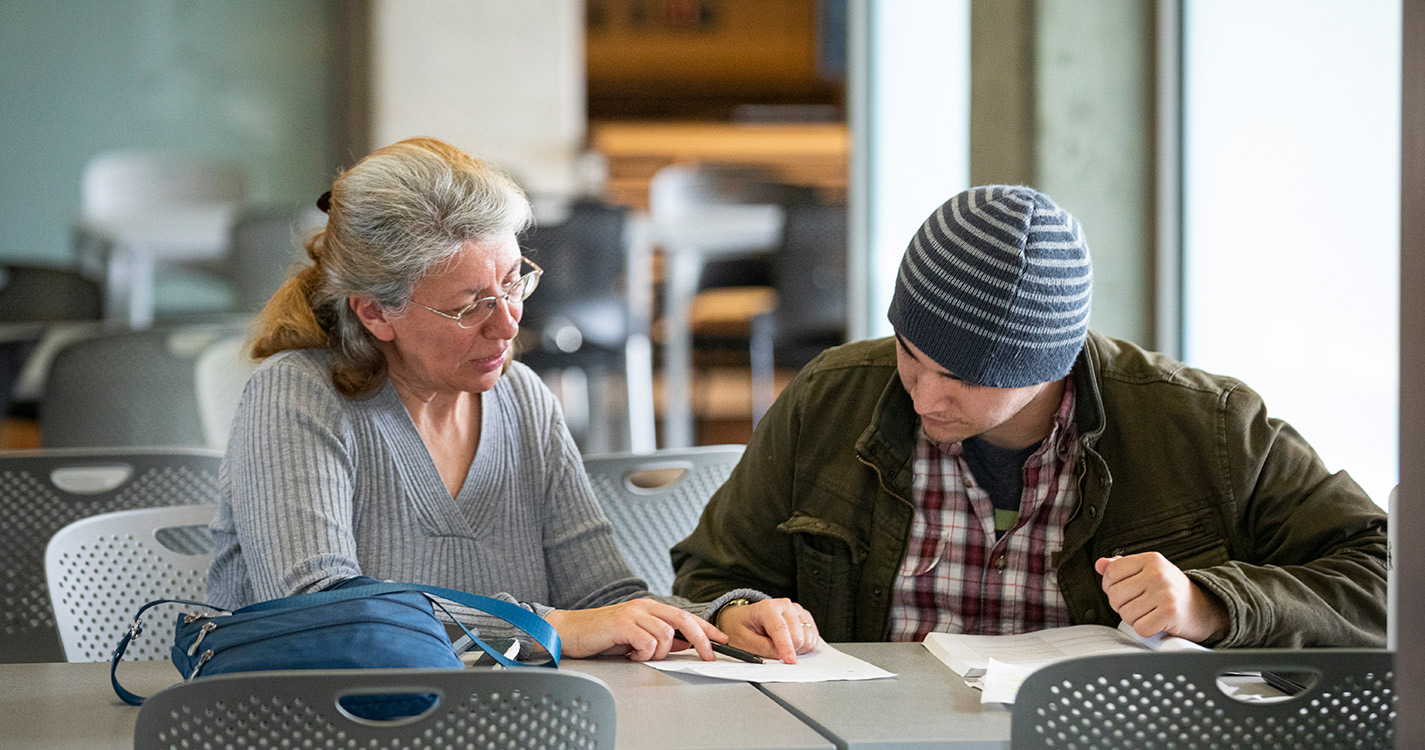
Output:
top-left (1182, 1), bottom-right (1402, 506)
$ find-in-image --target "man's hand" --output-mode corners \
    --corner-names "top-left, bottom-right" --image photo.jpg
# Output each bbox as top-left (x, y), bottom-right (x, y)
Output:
top-left (1094, 552), bottom-right (1228, 644)
top-left (544, 599), bottom-right (725, 661)
top-left (717, 598), bottom-right (820, 663)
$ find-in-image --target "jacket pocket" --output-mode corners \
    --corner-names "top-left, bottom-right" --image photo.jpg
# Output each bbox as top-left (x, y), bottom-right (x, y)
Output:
top-left (1099, 524), bottom-right (1230, 571)
top-left (777, 513), bottom-right (863, 638)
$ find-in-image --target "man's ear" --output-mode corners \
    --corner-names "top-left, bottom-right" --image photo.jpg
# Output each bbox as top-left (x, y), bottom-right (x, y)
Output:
top-left (349, 296), bottom-right (397, 342)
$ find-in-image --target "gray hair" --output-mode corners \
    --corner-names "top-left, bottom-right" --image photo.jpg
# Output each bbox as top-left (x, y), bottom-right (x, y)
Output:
top-left (252, 137), bottom-right (533, 396)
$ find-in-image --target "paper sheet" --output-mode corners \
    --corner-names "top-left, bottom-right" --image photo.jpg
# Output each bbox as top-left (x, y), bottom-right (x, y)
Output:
top-left (642, 641), bottom-right (897, 683)
top-left (978, 657), bottom-right (1047, 704)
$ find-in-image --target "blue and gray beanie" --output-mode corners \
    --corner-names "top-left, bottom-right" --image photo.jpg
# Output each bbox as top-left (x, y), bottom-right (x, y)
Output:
top-left (887, 185), bottom-right (1092, 388)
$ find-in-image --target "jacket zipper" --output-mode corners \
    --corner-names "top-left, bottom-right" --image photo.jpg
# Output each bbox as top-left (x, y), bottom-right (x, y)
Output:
top-left (856, 454), bottom-right (910, 508)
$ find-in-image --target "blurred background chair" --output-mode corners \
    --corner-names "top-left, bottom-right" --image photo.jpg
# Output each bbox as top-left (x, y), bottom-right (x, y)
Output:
top-left (749, 200), bottom-right (847, 424)
top-left (582, 444), bottom-right (745, 595)
top-left (194, 333), bottom-right (258, 451)
top-left (518, 198), bottom-right (655, 454)
top-left (45, 504), bottom-right (217, 662)
top-left (648, 163), bottom-right (812, 447)
top-left (40, 321), bottom-right (247, 449)
top-left (75, 150), bottom-right (248, 328)
top-left (0, 447), bottom-right (222, 663)
top-left (134, 667), bottom-right (617, 749)
top-left (1011, 649), bottom-right (1396, 749)
top-left (224, 204), bottom-right (326, 313)
top-left (0, 264), bottom-right (106, 429)
top-left (0, 264), bottom-right (105, 322)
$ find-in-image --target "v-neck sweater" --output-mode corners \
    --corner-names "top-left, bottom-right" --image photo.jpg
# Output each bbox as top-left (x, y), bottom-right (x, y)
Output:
top-left (208, 349), bottom-right (748, 647)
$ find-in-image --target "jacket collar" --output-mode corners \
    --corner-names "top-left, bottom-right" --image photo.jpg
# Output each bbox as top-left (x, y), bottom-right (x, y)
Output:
top-left (1071, 331), bottom-right (1110, 447)
top-left (854, 367), bottom-right (918, 500)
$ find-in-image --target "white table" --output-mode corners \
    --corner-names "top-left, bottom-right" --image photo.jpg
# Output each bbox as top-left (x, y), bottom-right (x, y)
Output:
top-left (755, 643), bottom-right (1012, 749)
top-left (81, 205), bottom-right (237, 329)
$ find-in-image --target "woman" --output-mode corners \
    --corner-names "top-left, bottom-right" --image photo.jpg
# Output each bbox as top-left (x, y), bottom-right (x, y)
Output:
top-left (207, 137), bottom-right (818, 662)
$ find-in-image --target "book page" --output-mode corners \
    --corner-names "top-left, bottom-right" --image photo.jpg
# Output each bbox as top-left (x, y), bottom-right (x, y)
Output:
top-left (1118, 620), bottom-right (1209, 653)
top-left (923, 624), bottom-right (1148, 677)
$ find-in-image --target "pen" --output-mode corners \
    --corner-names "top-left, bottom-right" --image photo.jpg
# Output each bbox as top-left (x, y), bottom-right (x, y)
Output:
top-left (709, 641), bottom-right (765, 664)
top-left (677, 631), bottom-right (764, 664)
top-left (1261, 670), bottom-right (1310, 695)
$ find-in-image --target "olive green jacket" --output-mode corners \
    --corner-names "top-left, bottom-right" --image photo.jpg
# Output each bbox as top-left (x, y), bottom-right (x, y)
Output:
top-left (671, 333), bottom-right (1387, 647)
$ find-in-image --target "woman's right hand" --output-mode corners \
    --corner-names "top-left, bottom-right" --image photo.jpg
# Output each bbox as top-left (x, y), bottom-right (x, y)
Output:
top-left (544, 599), bottom-right (726, 661)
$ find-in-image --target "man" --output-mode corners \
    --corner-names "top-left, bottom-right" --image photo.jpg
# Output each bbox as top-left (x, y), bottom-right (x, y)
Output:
top-left (672, 185), bottom-right (1387, 647)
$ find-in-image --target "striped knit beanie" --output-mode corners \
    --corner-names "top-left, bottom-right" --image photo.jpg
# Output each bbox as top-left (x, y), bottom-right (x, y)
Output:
top-left (887, 185), bottom-right (1092, 387)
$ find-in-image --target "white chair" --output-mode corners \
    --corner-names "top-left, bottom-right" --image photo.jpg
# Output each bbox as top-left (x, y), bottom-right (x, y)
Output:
top-left (1011, 649), bottom-right (1395, 749)
top-left (76, 150), bottom-right (248, 328)
top-left (0, 448), bottom-right (222, 663)
top-left (45, 504), bottom-right (218, 663)
top-left (134, 667), bottom-right (617, 750)
top-left (582, 445), bottom-right (745, 595)
top-left (195, 333), bottom-right (257, 450)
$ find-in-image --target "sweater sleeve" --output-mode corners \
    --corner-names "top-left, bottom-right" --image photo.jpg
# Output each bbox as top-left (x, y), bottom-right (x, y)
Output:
top-left (211, 354), bottom-right (363, 606)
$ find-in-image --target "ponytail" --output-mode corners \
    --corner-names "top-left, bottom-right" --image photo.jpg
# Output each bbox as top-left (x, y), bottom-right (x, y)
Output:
top-left (249, 261), bottom-right (329, 360)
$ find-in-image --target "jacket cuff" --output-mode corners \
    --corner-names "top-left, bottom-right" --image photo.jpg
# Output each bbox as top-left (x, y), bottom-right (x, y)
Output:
top-left (1182, 569), bottom-right (1243, 647)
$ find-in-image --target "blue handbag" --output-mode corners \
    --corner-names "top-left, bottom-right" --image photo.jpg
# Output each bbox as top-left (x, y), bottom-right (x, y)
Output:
top-left (110, 578), bottom-right (561, 719)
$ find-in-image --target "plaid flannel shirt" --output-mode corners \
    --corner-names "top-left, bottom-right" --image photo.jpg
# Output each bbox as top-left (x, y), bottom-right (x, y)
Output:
top-left (888, 379), bottom-right (1079, 641)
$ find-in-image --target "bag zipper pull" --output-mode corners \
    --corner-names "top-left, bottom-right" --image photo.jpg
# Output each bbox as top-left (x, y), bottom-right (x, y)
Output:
top-left (188, 649), bottom-right (214, 679)
top-left (186, 621), bottom-right (218, 656)
top-left (183, 611), bottom-right (232, 624)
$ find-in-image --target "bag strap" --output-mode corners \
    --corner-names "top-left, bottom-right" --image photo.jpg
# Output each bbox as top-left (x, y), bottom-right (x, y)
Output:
top-left (111, 584), bottom-right (560, 706)
top-left (110, 597), bottom-right (218, 705)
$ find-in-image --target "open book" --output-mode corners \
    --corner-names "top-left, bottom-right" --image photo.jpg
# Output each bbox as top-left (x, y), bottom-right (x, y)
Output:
top-left (923, 622), bottom-right (1208, 703)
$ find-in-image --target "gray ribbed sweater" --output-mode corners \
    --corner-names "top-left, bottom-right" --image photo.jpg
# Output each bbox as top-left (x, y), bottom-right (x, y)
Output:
top-left (208, 349), bottom-right (751, 646)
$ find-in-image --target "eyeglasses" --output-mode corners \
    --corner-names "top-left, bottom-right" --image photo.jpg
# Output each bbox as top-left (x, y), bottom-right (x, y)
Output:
top-left (408, 257), bottom-right (543, 329)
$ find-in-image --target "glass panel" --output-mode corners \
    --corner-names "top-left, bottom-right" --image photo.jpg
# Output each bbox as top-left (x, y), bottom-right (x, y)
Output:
top-left (1183, 0), bottom-right (1402, 507)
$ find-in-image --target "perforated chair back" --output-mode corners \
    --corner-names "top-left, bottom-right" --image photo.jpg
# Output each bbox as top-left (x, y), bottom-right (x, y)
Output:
top-left (1011, 649), bottom-right (1395, 749)
top-left (134, 667), bottom-right (617, 750)
top-left (582, 445), bottom-right (745, 595)
top-left (770, 201), bottom-right (847, 344)
top-left (520, 199), bottom-right (631, 355)
top-left (46, 504), bottom-right (217, 662)
top-left (0, 448), bottom-right (222, 663)
top-left (41, 322), bottom-right (247, 448)
top-left (194, 334), bottom-right (257, 450)
top-left (518, 199), bottom-right (655, 454)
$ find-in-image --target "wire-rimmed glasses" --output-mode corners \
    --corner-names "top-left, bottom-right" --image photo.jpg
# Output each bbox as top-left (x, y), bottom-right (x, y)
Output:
top-left (408, 256), bottom-right (543, 329)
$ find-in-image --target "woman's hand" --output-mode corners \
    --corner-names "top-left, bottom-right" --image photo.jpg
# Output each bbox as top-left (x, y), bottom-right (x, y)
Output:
top-left (544, 599), bottom-right (726, 661)
top-left (717, 598), bottom-right (820, 663)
